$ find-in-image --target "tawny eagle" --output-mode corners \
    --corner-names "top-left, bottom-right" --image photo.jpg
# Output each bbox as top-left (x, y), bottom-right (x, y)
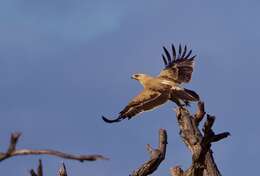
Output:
top-left (102, 44), bottom-right (200, 123)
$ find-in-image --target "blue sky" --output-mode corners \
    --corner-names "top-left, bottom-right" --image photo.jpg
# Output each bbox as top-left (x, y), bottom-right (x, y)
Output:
top-left (0, 0), bottom-right (259, 175)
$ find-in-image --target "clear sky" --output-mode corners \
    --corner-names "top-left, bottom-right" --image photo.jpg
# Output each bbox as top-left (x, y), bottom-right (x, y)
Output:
top-left (0, 0), bottom-right (259, 175)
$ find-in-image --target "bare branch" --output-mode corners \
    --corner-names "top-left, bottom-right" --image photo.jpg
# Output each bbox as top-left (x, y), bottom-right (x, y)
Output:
top-left (194, 101), bottom-right (206, 126)
top-left (30, 170), bottom-right (38, 176)
top-left (131, 129), bottom-right (167, 176)
top-left (6, 149), bottom-right (108, 162)
top-left (37, 159), bottom-right (43, 176)
top-left (0, 132), bottom-right (109, 163)
top-left (58, 163), bottom-right (68, 176)
top-left (173, 102), bottom-right (230, 176)
top-left (211, 132), bottom-right (230, 143)
top-left (203, 115), bottom-right (215, 135)
top-left (7, 132), bottom-right (21, 154)
top-left (30, 159), bottom-right (43, 176)
top-left (202, 115), bottom-right (216, 146)
top-left (175, 108), bottom-right (201, 156)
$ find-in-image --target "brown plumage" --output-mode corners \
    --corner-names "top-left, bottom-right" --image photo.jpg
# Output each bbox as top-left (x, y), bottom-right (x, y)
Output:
top-left (102, 44), bottom-right (200, 123)
top-left (159, 44), bottom-right (195, 84)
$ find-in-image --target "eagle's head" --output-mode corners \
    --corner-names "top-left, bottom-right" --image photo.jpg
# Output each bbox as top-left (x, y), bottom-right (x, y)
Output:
top-left (131, 73), bottom-right (153, 88)
top-left (131, 73), bottom-right (148, 81)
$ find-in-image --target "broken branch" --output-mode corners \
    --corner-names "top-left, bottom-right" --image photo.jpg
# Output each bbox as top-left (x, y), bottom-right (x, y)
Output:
top-left (173, 102), bottom-right (230, 176)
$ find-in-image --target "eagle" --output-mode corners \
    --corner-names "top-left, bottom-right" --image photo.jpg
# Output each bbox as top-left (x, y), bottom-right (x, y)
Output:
top-left (102, 44), bottom-right (200, 123)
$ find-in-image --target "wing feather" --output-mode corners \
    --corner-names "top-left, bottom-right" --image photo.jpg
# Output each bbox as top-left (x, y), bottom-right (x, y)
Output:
top-left (163, 46), bottom-right (171, 63)
top-left (102, 90), bottom-right (169, 123)
top-left (178, 44), bottom-right (182, 58)
top-left (120, 90), bottom-right (168, 118)
top-left (158, 44), bottom-right (196, 84)
top-left (162, 54), bottom-right (167, 66)
top-left (171, 44), bottom-right (177, 60)
top-left (184, 49), bottom-right (192, 59)
top-left (181, 45), bottom-right (187, 58)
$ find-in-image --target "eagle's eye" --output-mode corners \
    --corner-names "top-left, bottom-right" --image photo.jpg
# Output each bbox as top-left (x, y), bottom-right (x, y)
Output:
top-left (131, 74), bottom-right (140, 80)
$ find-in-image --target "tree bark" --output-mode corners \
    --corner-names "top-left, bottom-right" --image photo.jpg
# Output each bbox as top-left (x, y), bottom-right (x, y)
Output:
top-left (131, 129), bottom-right (167, 176)
top-left (130, 102), bottom-right (229, 176)
top-left (170, 102), bottom-right (230, 176)
top-left (30, 160), bottom-right (68, 176)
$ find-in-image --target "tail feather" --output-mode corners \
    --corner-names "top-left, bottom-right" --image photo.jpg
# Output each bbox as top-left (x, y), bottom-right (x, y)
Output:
top-left (170, 88), bottom-right (200, 103)
top-left (183, 88), bottom-right (200, 101)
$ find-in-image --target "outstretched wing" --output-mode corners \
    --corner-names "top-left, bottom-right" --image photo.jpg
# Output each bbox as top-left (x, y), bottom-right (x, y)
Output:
top-left (158, 44), bottom-right (196, 84)
top-left (102, 89), bottom-right (169, 123)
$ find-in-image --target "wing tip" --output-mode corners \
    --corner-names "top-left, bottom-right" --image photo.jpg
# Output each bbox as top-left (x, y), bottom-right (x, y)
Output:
top-left (101, 115), bottom-right (123, 123)
top-left (162, 44), bottom-right (195, 66)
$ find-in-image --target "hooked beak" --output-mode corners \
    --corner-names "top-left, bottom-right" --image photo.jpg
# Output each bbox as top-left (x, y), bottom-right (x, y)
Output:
top-left (131, 75), bottom-right (137, 80)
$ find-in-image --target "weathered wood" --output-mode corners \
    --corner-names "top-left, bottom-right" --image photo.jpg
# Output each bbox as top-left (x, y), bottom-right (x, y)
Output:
top-left (30, 160), bottom-right (68, 176)
top-left (171, 102), bottom-right (230, 176)
top-left (58, 163), bottom-right (68, 176)
top-left (131, 129), bottom-right (167, 176)
top-left (30, 159), bottom-right (43, 176)
top-left (0, 132), bottom-right (108, 162)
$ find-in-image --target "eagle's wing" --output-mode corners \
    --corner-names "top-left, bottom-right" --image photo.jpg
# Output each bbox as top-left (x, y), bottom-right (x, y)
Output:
top-left (102, 89), bottom-right (169, 123)
top-left (158, 44), bottom-right (196, 84)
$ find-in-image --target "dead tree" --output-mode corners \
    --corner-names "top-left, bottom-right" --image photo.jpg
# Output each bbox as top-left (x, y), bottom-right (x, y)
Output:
top-left (1, 102), bottom-right (229, 175)
top-left (30, 159), bottom-right (68, 176)
top-left (131, 102), bottom-right (229, 176)
top-left (30, 160), bottom-right (43, 176)
top-left (131, 129), bottom-right (167, 176)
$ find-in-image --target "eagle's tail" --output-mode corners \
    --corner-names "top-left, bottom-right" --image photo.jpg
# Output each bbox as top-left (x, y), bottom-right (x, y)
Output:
top-left (102, 115), bottom-right (125, 123)
top-left (170, 88), bottom-right (200, 106)
top-left (183, 88), bottom-right (200, 101)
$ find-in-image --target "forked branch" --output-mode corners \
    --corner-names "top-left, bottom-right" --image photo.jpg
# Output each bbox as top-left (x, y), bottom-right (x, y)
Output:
top-left (171, 102), bottom-right (230, 176)
top-left (131, 129), bottom-right (167, 176)
top-left (0, 132), bottom-right (108, 163)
